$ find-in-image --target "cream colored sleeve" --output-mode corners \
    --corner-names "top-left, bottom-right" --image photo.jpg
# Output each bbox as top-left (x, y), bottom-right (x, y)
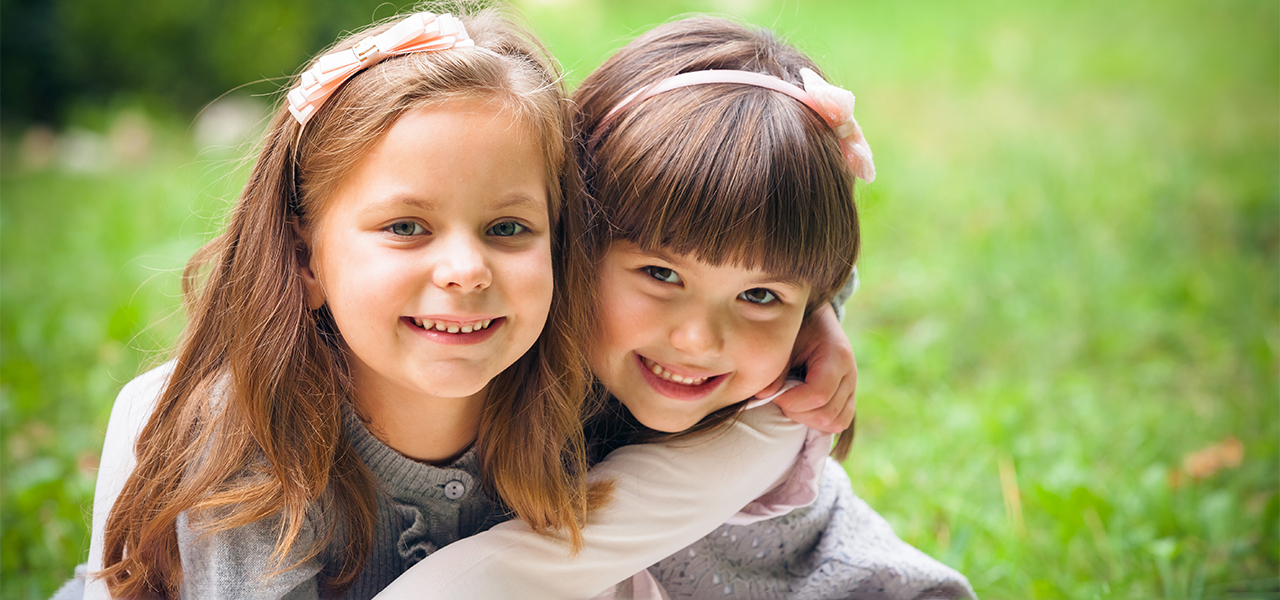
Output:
top-left (83, 363), bottom-right (174, 600)
top-left (375, 403), bottom-right (806, 600)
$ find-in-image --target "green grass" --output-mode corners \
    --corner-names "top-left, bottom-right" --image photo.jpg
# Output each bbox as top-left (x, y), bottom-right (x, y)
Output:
top-left (3, 0), bottom-right (1277, 598)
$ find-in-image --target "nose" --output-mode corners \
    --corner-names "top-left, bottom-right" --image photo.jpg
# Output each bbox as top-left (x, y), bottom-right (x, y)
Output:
top-left (668, 304), bottom-right (725, 357)
top-left (432, 233), bottom-right (492, 291)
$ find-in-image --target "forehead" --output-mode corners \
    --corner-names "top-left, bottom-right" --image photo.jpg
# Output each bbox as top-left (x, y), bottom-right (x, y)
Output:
top-left (324, 101), bottom-right (549, 215)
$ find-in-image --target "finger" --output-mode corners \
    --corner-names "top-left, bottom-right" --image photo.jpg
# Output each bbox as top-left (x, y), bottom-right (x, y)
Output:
top-left (802, 379), bottom-right (848, 433)
top-left (771, 379), bottom-right (820, 414)
top-left (781, 367), bottom-right (857, 433)
top-left (835, 351), bottom-right (858, 429)
top-left (824, 372), bottom-right (857, 431)
top-left (782, 354), bottom-right (839, 413)
top-left (832, 385), bottom-right (858, 432)
top-left (774, 384), bottom-right (840, 432)
top-left (777, 402), bottom-right (842, 434)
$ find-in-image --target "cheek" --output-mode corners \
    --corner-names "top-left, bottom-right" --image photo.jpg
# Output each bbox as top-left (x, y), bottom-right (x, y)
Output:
top-left (320, 244), bottom-right (396, 310)
top-left (506, 243), bottom-right (555, 324)
top-left (589, 299), bottom-right (626, 371)
top-left (593, 272), bottom-right (653, 355)
top-left (738, 314), bottom-right (806, 374)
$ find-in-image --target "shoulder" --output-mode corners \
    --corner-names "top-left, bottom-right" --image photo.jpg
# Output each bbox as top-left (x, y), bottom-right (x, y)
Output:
top-left (709, 400), bottom-right (808, 453)
top-left (120, 360), bottom-right (177, 400)
top-left (98, 361), bottom-right (178, 475)
top-left (110, 361), bottom-right (176, 429)
top-left (591, 402), bottom-right (807, 504)
top-left (736, 400), bottom-right (804, 434)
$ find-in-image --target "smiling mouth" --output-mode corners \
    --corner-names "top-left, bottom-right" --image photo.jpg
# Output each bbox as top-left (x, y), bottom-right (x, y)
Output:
top-left (639, 356), bottom-right (718, 386)
top-left (408, 317), bottom-right (495, 334)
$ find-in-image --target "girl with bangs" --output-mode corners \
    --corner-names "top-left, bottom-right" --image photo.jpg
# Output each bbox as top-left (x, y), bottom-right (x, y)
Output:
top-left (383, 16), bottom-right (974, 600)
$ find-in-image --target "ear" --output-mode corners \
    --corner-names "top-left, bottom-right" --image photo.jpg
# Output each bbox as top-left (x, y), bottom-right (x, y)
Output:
top-left (291, 218), bottom-right (327, 310)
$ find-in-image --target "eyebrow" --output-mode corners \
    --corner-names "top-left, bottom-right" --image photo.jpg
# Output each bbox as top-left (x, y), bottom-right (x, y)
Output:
top-left (489, 194), bottom-right (543, 211)
top-left (398, 196), bottom-right (435, 211)
top-left (368, 193), bottom-right (544, 213)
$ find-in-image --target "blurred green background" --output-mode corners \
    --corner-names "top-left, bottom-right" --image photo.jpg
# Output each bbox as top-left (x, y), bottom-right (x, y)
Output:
top-left (2, 0), bottom-right (1276, 597)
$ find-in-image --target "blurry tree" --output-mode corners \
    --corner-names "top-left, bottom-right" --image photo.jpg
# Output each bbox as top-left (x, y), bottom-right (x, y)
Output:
top-left (1, 0), bottom-right (417, 127)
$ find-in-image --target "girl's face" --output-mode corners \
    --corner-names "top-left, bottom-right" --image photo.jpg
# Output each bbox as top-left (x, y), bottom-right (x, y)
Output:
top-left (589, 241), bottom-right (811, 432)
top-left (303, 99), bottom-right (553, 406)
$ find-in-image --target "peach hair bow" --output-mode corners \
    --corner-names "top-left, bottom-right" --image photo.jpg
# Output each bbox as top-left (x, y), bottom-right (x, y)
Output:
top-left (287, 12), bottom-right (475, 126)
top-left (798, 68), bottom-right (874, 183)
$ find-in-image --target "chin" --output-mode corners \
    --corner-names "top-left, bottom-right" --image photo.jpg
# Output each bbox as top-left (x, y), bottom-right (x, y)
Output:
top-left (418, 368), bottom-right (499, 398)
top-left (629, 408), bottom-right (701, 434)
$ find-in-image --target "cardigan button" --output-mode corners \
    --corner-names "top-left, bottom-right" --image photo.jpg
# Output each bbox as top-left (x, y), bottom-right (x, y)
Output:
top-left (444, 480), bottom-right (466, 500)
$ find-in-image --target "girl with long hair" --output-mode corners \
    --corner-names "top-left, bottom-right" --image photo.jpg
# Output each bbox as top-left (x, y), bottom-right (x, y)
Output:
top-left (78, 6), bottom-right (600, 598)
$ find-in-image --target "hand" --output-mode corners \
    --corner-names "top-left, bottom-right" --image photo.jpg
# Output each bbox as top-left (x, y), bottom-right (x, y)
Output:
top-left (755, 303), bottom-right (857, 434)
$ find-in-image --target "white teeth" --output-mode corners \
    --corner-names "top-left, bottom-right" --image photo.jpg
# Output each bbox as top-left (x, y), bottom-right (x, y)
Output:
top-left (414, 318), bottom-right (495, 334)
top-left (642, 357), bottom-right (709, 386)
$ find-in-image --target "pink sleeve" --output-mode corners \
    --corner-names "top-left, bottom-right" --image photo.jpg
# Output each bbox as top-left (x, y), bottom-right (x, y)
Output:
top-left (725, 427), bottom-right (832, 525)
top-left (723, 383), bottom-right (832, 525)
top-left (592, 421), bottom-right (831, 599)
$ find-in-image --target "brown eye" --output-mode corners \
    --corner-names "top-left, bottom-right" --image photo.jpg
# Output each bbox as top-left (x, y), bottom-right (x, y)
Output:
top-left (644, 266), bottom-right (681, 284)
top-left (739, 288), bottom-right (777, 304)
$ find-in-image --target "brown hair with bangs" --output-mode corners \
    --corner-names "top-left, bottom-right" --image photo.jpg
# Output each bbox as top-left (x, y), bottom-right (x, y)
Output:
top-left (98, 5), bottom-right (598, 598)
top-left (576, 17), bottom-right (859, 310)
top-left (575, 17), bottom-right (859, 455)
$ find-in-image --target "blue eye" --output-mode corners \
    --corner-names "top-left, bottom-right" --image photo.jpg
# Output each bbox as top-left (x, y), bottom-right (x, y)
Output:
top-left (488, 221), bottom-right (527, 237)
top-left (739, 288), bottom-right (778, 304)
top-left (644, 266), bottom-right (681, 284)
top-left (388, 221), bottom-right (425, 236)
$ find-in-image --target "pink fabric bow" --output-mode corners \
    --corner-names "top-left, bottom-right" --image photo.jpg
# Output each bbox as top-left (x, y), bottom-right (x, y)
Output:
top-left (287, 12), bottom-right (475, 126)
top-left (799, 68), bottom-right (875, 183)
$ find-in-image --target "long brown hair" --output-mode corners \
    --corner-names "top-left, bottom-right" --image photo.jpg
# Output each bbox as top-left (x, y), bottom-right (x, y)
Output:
top-left (575, 18), bottom-right (860, 458)
top-left (99, 6), bottom-right (596, 597)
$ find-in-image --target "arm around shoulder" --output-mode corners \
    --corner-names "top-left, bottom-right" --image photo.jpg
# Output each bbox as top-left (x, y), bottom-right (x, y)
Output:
top-left (375, 403), bottom-right (807, 600)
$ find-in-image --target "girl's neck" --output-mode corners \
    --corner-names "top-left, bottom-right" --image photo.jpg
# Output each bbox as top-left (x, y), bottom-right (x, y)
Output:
top-left (352, 375), bottom-right (486, 465)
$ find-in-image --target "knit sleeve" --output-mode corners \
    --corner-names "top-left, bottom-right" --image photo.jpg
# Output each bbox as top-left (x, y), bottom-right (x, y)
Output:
top-left (373, 403), bottom-right (807, 600)
top-left (83, 363), bottom-right (325, 600)
top-left (176, 509), bottom-right (324, 600)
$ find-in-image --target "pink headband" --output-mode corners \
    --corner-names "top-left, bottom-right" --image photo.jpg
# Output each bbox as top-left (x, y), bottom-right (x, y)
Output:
top-left (287, 12), bottom-right (477, 127)
top-left (607, 69), bottom-right (875, 182)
